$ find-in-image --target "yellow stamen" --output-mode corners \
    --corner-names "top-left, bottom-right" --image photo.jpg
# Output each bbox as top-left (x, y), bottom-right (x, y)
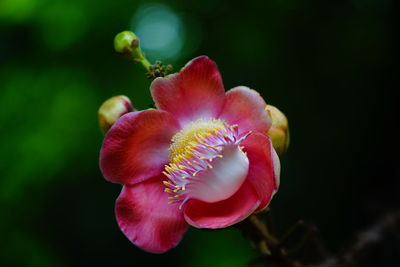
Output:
top-left (168, 118), bottom-right (228, 162)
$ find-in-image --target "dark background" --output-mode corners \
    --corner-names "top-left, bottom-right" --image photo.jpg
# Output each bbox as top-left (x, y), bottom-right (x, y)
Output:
top-left (0, 0), bottom-right (398, 266)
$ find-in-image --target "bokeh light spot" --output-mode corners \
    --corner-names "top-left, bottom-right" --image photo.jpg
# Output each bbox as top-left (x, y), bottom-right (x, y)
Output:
top-left (130, 3), bottom-right (185, 61)
top-left (0, 0), bottom-right (37, 22)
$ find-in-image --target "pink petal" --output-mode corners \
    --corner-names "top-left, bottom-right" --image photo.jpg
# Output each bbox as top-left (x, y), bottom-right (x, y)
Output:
top-left (219, 86), bottom-right (271, 136)
top-left (241, 133), bottom-right (280, 212)
top-left (183, 181), bottom-right (260, 229)
top-left (150, 56), bottom-right (225, 126)
top-left (115, 176), bottom-right (188, 253)
top-left (100, 110), bottom-right (179, 185)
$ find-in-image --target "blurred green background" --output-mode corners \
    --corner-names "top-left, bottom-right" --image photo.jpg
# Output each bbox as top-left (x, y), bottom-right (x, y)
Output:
top-left (0, 0), bottom-right (398, 266)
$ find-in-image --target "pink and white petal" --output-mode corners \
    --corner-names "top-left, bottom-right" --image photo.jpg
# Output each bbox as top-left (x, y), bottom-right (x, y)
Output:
top-left (219, 86), bottom-right (271, 136)
top-left (271, 143), bottom-right (281, 190)
top-left (100, 110), bottom-right (179, 185)
top-left (186, 144), bottom-right (249, 203)
top-left (241, 133), bottom-right (280, 212)
top-left (115, 177), bottom-right (188, 253)
top-left (183, 181), bottom-right (260, 229)
top-left (150, 56), bottom-right (225, 126)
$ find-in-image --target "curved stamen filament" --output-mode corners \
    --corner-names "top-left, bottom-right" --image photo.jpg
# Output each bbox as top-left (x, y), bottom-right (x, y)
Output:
top-left (163, 118), bottom-right (247, 208)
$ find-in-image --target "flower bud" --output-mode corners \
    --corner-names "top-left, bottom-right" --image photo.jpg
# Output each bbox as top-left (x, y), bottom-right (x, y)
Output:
top-left (98, 95), bottom-right (134, 134)
top-left (114, 31), bottom-right (146, 63)
top-left (266, 105), bottom-right (289, 156)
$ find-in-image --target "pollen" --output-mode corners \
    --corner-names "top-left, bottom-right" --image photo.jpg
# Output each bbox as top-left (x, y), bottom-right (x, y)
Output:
top-left (168, 118), bottom-right (229, 163)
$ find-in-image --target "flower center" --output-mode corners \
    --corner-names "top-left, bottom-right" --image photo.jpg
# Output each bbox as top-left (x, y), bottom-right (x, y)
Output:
top-left (163, 118), bottom-right (249, 208)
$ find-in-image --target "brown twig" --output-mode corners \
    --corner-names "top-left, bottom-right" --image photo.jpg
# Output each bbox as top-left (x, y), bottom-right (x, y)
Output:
top-left (240, 210), bottom-right (400, 267)
top-left (238, 215), bottom-right (303, 267)
top-left (311, 211), bottom-right (400, 267)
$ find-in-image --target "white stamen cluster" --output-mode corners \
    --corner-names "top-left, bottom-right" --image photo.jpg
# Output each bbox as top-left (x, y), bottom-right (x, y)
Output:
top-left (163, 118), bottom-right (241, 208)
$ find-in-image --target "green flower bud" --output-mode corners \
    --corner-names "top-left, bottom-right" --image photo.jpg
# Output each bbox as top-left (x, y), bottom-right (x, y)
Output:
top-left (98, 95), bottom-right (135, 134)
top-left (114, 31), bottom-right (138, 53)
top-left (114, 31), bottom-right (150, 69)
top-left (266, 105), bottom-right (290, 156)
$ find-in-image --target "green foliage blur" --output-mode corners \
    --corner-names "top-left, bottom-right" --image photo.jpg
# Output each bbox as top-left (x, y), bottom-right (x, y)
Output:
top-left (0, 0), bottom-right (398, 266)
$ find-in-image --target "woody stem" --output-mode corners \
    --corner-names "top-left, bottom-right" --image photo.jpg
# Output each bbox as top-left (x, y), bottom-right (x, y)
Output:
top-left (238, 214), bottom-right (302, 267)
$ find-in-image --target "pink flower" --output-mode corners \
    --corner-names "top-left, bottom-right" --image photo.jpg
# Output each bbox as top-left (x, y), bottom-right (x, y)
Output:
top-left (100, 56), bottom-right (280, 253)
